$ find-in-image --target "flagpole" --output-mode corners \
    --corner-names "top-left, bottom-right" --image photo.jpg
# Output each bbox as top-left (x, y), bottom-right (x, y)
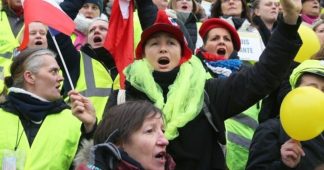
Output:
top-left (50, 34), bottom-right (75, 90)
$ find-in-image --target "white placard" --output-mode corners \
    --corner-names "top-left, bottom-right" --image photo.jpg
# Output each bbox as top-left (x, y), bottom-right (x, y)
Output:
top-left (238, 32), bottom-right (265, 61)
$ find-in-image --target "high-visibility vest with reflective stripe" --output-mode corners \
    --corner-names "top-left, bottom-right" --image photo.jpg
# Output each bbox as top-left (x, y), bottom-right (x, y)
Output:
top-left (0, 108), bottom-right (81, 170)
top-left (0, 12), bottom-right (23, 93)
top-left (225, 102), bottom-right (260, 170)
top-left (75, 52), bottom-right (119, 120)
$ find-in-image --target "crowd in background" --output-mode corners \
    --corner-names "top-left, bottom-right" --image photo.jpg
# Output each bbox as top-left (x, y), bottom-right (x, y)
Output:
top-left (0, 0), bottom-right (324, 169)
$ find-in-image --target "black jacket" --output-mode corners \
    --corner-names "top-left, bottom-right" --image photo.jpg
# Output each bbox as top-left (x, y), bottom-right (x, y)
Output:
top-left (107, 16), bottom-right (302, 170)
top-left (47, 0), bottom-right (116, 95)
top-left (246, 118), bottom-right (324, 170)
top-left (258, 61), bottom-right (299, 123)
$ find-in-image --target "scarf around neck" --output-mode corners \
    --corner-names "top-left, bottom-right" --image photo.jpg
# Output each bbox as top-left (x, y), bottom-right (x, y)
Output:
top-left (196, 48), bottom-right (227, 61)
top-left (6, 88), bottom-right (69, 122)
top-left (205, 59), bottom-right (242, 78)
top-left (301, 14), bottom-right (319, 25)
top-left (124, 56), bottom-right (207, 140)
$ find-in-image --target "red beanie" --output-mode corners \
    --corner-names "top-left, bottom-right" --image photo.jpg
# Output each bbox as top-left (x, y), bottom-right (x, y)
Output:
top-left (199, 18), bottom-right (241, 51)
top-left (136, 10), bottom-right (192, 65)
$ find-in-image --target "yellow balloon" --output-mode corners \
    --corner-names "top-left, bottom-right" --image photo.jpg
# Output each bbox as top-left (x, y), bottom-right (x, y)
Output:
top-left (280, 86), bottom-right (324, 141)
top-left (294, 24), bottom-right (321, 63)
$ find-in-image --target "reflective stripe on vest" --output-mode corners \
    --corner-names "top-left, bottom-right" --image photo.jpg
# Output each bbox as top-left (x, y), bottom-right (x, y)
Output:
top-left (225, 103), bottom-right (260, 149)
top-left (227, 131), bottom-right (251, 149)
top-left (0, 12), bottom-right (22, 57)
top-left (78, 53), bottom-right (112, 97)
top-left (1, 51), bottom-right (12, 59)
top-left (0, 109), bottom-right (81, 169)
top-left (75, 52), bottom-right (119, 119)
top-left (0, 12), bottom-right (23, 93)
top-left (231, 113), bottom-right (258, 130)
top-left (0, 67), bottom-right (3, 81)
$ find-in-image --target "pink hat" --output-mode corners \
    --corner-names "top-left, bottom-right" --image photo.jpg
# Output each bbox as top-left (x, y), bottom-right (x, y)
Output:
top-left (135, 10), bottom-right (192, 65)
top-left (199, 18), bottom-right (241, 51)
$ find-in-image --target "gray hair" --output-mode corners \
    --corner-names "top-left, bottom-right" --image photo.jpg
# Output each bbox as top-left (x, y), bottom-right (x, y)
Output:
top-left (87, 18), bottom-right (109, 35)
top-left (8, 48), bottom-right (56, 88)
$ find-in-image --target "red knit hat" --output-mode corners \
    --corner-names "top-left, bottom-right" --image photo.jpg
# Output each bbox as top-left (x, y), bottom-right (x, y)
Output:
top-left (135, 10), bottom-right (192, 64)
top-left (199, 18), bottom-right (241, 51)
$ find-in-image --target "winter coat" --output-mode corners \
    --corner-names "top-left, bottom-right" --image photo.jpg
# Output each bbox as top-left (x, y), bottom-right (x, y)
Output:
top-left (257, 61), bottom-right (299, 123)
top-left (74, 140), bottom-right (176, 170)
top-left (107, 16), bottom-right (302, 170)
top-left (246, 118), bottom-right (324, 170)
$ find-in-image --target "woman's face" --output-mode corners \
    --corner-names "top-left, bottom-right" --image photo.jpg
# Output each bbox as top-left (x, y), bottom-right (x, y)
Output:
top-left (27, 22), bottom-right (48, 49)
top-left (301, 0), bottom-right (320, 17)
top-left (87, 20), bottom-right (108, 49)
top-left (315, 23), bottom-right (324, 45)
top-left (144, 32), bottom-right (181, 72)
top-left (254, 0), bottom-right (279, 23)
top-left (79, 3), bottom-right (100, 19)
top-left (174, 0), bottom-right (193, 13)
top-left (220, 0), bottom-right (243, 18)
top-left (123, 113), bottom-right (168, 170)
top-left (300, 74), bottom-right (324, 92)
top-left (28, 55), bottom-right (63, 101)
top-left (203, 27), bottom-right (234, 59)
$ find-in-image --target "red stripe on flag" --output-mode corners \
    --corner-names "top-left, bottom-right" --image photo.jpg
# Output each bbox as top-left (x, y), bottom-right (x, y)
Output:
top-left (104, 0), bottom-right (134, 89)
top-left (19, 0), bottom-right (75, 50)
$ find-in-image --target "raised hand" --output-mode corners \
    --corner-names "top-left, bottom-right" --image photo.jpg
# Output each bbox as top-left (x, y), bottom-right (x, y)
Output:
top-left (280, 0), bottom-right (302, 24)
top-left (69, 90), bottom-right (96, 133)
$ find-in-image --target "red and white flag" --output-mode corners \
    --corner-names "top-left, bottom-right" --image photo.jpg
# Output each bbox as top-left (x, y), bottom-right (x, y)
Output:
top-left (19, 0), bottom-right (75, 50)
top-left (104, 0), bottom-right (135, 89)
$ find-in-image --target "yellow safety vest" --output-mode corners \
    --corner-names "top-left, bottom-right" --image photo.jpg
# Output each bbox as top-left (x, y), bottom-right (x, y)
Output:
top-left (75, 52), bottom-right (120, 120)
top-left (225, 102), bottom-right (260, 170)
top-left (0, 11), bottom-right (23, 93)
top-left (0, 109), bottom-right (81, 170)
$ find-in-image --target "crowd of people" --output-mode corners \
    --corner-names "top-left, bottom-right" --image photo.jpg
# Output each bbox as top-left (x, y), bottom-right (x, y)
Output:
top-left (0, 0), bottom-right (324, 169)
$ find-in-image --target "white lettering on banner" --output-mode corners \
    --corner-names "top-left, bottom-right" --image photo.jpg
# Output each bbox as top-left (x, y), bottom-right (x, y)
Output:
top-left (238, 32), bottom-right (265, 61)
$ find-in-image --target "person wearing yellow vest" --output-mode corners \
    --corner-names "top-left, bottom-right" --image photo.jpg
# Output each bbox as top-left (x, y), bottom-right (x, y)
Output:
top-left (48, 0), bottom-right (120, 120)
top-left (0, 48), bottom-right (96, 170)
top-left (50, 20), bottom-right (119, 120)
top-left (0, 0), bottom-right (24, 94)
top-left (0, 21), bottom-right (49, 96)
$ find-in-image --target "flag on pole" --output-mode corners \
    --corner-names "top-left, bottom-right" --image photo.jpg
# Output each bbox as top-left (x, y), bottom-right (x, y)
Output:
top-left (19, 0), bottom-right (75, 50)
top-left (104, 0), bottom-right (134, 89)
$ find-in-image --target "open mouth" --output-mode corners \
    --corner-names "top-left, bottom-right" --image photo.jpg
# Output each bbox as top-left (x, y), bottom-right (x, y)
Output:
top-left (158, 57), bottom-right (170, 65)
top-left (35, 41), bottom-right (43, 45)
top-left (155, 151), bottom-right (166, 161)
top-left (181, 6), bottom-right (188, 10)
top-left (216, 48), bottom-right (226, 56)
top-left (56, 84), bottom-right (61, 90)
top-left (94, 37), bottom-right (102, 43)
